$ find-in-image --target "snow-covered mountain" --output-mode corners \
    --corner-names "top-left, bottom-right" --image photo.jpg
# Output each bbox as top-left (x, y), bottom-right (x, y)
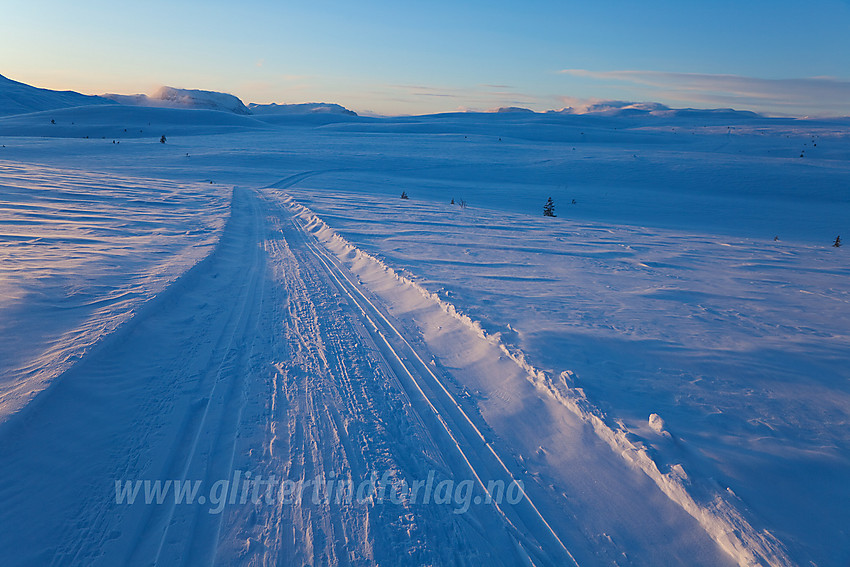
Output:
top-left (103, 86), bottom-right (252, 115)
top-left (494, 106), bottom-right (535, 114)
top-left (248, 102), bottom-right (357, 116)
top-left (0, 74), bottom-right (112, 116)
top-left (548, 100), bottom-right (762, 119)
top-left (102, 90), bottom-right (358, 117)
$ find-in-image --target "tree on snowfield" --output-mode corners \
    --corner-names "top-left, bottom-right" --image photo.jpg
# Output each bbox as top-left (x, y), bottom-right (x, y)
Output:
top-left (543, 197), bottom-right (556, 217)
top-left (160, 135), bottom-right (167, 144)
top-left (834, 235), bottom-right (842, 247)
top-left (401, 191), bottom-right (409, 199)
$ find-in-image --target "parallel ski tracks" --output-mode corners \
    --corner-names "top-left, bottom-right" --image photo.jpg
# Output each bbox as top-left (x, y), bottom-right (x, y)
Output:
top-left (274, 193), bottom-right (580, 567)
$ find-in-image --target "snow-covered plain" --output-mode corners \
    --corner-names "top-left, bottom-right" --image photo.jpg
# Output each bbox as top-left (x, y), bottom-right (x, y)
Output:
top-left (0, 91), bottom-right (848, 566)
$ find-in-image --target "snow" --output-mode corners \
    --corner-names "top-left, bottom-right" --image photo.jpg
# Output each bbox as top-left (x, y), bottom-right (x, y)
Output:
top-left (0, 104), bottom-right (268, 139)
top-left (0, 83), bottom-right (848, 566)
top-left (0, 161), bottom-right (230, 422)
top-left (0, 74), bottom-right (112, 116)
top-left (647, 414), bottom-right (668, 437)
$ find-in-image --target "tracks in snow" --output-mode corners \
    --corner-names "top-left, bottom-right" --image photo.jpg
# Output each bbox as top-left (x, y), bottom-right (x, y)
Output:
top-left (283, 197), bottom-right (581, 566)
top-left (0, 186), bottom-right (573, 566)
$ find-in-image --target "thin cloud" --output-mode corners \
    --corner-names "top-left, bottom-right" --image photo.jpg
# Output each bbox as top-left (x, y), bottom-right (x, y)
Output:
top-left (387, 84), bottom-right (541, 110)
top-left (559, 69), bottom-right (850, 116)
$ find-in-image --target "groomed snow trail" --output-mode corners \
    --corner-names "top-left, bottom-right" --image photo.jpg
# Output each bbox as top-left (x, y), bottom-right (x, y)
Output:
top-left (0, 186), bottom-right (736, 566)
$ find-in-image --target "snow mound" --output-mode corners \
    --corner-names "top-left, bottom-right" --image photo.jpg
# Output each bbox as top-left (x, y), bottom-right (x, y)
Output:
top-left (0, 74), bottom-right (113, 116)
top-left (104, 86), bottom-right (251, 115)
top-left (648, 413), bottom-right (671, 437)
top-left (248, 102), bottom-right (356, 116)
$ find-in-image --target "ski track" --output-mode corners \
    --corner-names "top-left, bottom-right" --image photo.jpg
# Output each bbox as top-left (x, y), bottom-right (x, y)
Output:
top-left (0, 176), bottom-right (763, 566)
top-left (286, 201), bottom-right (580, 565)
top-left (0, 185), bottom-right (563, 566)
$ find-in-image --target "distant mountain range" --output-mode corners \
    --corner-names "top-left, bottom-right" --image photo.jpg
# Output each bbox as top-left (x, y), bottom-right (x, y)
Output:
top-left (0, 75), bottom-right (359, 118)
top-left (0, 73), bottom-right (787, 121)
top-left (248, 102), bottom-right (357, 116)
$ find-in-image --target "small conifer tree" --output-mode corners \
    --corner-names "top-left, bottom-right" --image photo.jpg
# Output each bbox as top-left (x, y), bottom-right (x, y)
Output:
top-left (543, 197), bottom-right (556, 217)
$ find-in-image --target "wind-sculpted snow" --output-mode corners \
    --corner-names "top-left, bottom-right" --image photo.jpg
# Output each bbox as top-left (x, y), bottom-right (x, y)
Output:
top-left (0, 161), bottom-right (230, 422)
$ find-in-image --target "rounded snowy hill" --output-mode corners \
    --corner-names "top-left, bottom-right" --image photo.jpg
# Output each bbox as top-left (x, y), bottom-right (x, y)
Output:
top-left (104, 86), bottom-right (252, 115)
top-left (0, 74), bottom-right (112, 116)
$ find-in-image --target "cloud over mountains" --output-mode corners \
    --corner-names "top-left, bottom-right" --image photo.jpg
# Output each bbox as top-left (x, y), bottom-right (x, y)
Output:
top-left (560, 69), bottom-right (850, 116)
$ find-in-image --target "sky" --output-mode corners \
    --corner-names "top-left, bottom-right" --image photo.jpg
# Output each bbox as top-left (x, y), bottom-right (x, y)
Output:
top-left (2, 0), bottom-right (850, 116)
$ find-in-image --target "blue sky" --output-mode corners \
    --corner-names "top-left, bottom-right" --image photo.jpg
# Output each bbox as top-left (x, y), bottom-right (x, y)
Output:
top-left (2, 0), bottom-right (849, 116)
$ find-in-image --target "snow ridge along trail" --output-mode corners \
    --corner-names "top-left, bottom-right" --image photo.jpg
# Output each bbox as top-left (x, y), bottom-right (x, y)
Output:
top-left (275, 194), bottom-right (581, 566)
top-left (277, 191), bottom-right (791, 567)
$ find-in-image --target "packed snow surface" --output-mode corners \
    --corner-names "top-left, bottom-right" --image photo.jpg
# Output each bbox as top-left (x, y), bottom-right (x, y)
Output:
top-left (0, 88), bottom-right (848, 566)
